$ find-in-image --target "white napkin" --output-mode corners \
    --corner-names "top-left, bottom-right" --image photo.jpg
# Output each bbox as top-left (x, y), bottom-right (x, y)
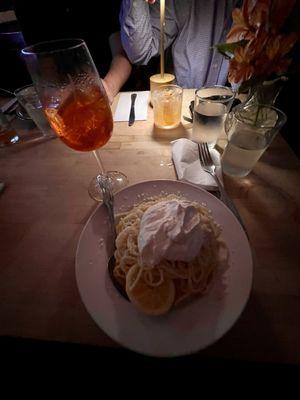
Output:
top-left (113, 91), bottom-right (149, 122)
top-left (171, 138), bottom-right (223, 190)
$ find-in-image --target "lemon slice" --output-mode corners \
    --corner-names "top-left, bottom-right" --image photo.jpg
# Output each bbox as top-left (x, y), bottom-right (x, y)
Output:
top-left (125, 265), bottom-right (175, 316)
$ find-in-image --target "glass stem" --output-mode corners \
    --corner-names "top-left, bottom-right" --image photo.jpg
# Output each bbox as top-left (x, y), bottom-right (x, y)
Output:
top-left (92, 149), bottom-right (105, 176)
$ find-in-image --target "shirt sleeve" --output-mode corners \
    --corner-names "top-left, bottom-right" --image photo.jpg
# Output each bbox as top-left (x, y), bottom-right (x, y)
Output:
top-left (119, 0), bottom-right (178, 65)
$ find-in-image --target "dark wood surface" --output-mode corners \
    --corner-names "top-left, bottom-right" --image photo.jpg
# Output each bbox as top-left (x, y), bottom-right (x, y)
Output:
top-left (1, 90), bottom-right (300, 364)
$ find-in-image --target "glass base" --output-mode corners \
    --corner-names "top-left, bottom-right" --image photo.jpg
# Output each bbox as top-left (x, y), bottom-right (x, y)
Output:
top-left (88, 171), bottom-right (128, 202)
top-left (154, 121), bottom-right (180, 130)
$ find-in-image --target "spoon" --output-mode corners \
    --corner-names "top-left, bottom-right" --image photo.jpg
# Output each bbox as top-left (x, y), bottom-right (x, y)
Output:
top-left (97, 175), bottom-right (129, 300)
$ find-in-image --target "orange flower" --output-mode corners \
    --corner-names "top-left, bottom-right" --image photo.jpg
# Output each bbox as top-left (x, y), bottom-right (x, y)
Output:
top-left (226, 0), bottom-right (254, 43)
top-left (248, 0), bottom-right (271, 28)
top-left (228, 47), bottom-right (254, 83)
top-left (228, 60), bottom-right (254, 83)
top-left (265, 35), bottom-right (281, 60)
top-left (224, 0), bottom-right (299, 86)
top-left (226, 0), bottom-right (271, 42)
top-left (246, 27), bottom-right (269, 60)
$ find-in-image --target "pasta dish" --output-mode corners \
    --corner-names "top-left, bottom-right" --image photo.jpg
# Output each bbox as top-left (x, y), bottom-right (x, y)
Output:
top-left (113, 194), bottom-right (228, 315)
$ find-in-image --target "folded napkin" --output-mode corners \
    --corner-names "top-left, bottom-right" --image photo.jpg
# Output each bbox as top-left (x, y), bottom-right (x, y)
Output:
top-left (171, 138), bottom-right (223, 190)
top-left (113, 91), bottom-right (149, 122)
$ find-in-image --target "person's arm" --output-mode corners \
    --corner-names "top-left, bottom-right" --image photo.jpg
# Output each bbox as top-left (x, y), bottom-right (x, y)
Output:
top-left (120, 0), bottom-right (178, 65)
top-left (102, 31), bottom-right (132, 103)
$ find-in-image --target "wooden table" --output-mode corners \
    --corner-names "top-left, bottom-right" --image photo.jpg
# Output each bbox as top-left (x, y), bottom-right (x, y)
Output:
top-left (1, 89), bottom-right (300, 364)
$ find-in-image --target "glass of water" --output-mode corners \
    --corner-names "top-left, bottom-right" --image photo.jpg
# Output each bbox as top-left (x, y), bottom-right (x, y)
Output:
top-left (191, 85), bottom-right (234, 148)
top-left (221, 103), bottom-right (287, 177)
top-left (14, 85), bottom-right (55, 138)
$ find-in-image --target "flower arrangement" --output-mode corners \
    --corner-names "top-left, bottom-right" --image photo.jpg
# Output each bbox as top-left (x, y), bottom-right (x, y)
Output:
top-left (216, 0), bottom-right (299, 95)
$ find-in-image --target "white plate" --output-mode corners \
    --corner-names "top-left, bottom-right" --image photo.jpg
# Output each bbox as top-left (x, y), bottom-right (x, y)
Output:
top-left (75, 180), bottom-right (252, 357)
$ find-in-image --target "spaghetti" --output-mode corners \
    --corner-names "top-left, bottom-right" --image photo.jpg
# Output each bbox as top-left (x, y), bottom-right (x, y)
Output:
top-left (113, 194), bottom-right (228, 310)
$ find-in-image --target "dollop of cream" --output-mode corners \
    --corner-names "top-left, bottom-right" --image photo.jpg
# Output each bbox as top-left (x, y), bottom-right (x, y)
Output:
top-left (138, 199), bottom-right (205, 267)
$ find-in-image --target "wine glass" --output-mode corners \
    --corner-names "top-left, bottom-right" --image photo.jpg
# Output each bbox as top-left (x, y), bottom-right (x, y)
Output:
top-left (21, 38), bottom-right (128, 201)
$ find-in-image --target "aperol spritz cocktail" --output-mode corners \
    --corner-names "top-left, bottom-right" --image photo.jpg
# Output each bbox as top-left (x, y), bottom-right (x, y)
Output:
top-left (45, 87), bottom-right (113, 151)
top-left (22, 39), bottom-right (127, 200)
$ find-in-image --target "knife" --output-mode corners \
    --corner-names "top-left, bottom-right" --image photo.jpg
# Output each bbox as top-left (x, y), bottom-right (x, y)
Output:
top-left (128, 93), bottom-right (137, 126)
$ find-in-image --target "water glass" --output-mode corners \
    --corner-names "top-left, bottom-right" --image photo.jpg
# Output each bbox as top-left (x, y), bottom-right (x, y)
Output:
top-left (221, 104), bottom-right (287, 177)
top-left (191, 85), bottom-right (234, 148)
top-left (152, 84), bottom-right (183, 129)
top-left (14, 85), bottom-right (55, 137)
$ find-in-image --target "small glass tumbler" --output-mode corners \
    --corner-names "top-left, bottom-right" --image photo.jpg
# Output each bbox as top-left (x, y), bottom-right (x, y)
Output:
top-left (152, 84), bottom-right (183, 129)
top-left (14, 85), bottom-right (55, 138)
top-left (191, 85), bottom-right (235, 148)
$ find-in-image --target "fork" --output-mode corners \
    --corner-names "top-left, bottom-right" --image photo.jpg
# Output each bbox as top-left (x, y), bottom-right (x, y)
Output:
top-left (198, 142), bottom-right (248, 236)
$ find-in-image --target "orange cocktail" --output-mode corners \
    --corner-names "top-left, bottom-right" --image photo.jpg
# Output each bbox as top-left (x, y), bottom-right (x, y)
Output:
top-left (46, 88), bottom-right (113, 152)
top-left (152, 84), bottom-right (183, 129)
top-left (22, 38), bottom-right (127, 200)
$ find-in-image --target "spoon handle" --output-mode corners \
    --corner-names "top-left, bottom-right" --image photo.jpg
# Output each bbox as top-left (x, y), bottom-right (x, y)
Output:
top-left (97, 174), bottom-right (129, 300)
top-left (97, 174), bottom-right (116, 247)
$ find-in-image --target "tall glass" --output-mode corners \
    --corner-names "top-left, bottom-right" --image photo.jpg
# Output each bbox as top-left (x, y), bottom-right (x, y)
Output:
top-left (222, 104), bottom-right (287, 177)
top-left (21, 39), bottom-right (128, 201)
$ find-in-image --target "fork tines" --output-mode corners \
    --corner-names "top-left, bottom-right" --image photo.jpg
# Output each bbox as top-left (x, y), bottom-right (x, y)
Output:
top-left (203, 142), bottom-right (214, 165)
top-left (197, 143), bottom-right (203, 166)
top-left (198, 142), bottom-right (213, 167)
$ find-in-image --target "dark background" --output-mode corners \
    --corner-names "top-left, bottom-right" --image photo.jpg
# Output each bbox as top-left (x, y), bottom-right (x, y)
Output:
top-left (0, 0), bottom-right (158, 93)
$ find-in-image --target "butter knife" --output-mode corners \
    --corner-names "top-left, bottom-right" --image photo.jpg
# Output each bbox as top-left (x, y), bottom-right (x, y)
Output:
top-left (128, 93), bottom-right (137, 126)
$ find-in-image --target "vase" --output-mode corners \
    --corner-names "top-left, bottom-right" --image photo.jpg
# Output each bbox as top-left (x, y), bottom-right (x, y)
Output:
top-left (222, 77), bottom-right (288, 177)
top-left (222, 74), bottom-right (288, 178)
top-left (244, 76), bottom-right (288, 107)
top-left (225, 76), bottom-right (287, 136)
top-left (221, 102), bottom-right (287, 177)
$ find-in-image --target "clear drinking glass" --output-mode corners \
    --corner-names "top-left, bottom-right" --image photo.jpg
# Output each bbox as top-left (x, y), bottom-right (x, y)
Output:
top-left (21, 38), bottom-right (128, 201)
top-left (221, 103), bottom-right (287, 177)
top-left (191, 85), bottom-right (235, 148)
top-left (14, 84), bottom-right (55, 138)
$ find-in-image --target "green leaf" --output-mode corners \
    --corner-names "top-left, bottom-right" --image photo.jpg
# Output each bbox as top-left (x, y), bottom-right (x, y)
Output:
top-left (214, 39), bottom-right (248, 57)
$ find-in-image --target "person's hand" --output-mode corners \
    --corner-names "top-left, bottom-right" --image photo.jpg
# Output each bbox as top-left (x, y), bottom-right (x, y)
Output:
top-left (101, 78), bottom-right (114, 104)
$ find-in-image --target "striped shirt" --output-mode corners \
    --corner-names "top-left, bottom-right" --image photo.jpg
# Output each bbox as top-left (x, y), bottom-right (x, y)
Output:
top-left (120, 0), bottom-right (237, 88)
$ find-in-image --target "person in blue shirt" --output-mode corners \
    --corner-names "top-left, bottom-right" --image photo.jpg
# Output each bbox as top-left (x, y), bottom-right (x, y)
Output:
top-left (120, 0), bottom-right (240, 89)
